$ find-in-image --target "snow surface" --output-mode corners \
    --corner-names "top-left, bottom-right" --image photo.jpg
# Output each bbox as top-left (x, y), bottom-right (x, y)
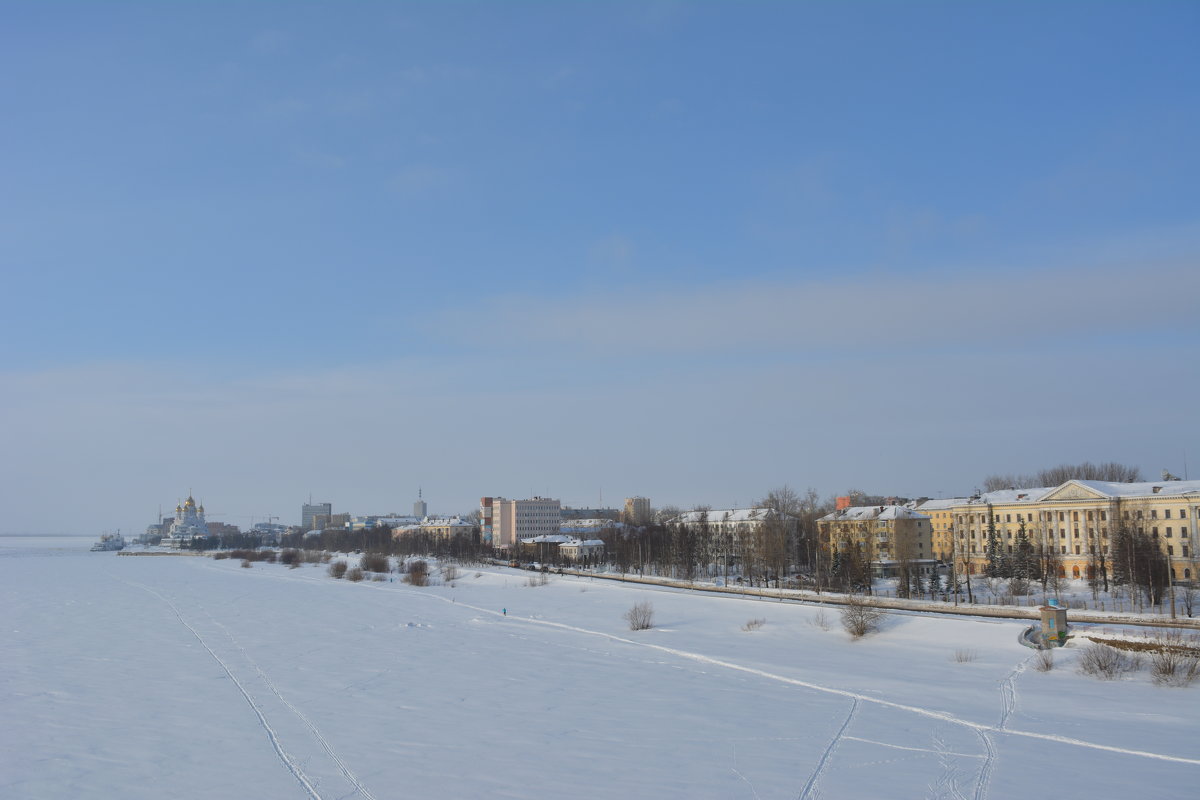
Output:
top-left (3, 538), bottom-right (1198, 799)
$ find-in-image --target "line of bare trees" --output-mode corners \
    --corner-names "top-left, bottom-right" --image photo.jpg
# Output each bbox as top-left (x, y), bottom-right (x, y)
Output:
top-left (592, 486), bottom-right (841, 587)
top-left (981, 461), bottom-right (1144, 492)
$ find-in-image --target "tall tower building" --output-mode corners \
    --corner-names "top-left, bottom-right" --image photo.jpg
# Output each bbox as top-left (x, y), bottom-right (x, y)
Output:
top-left (413, 488), bottom-right (428, 519)
top-left (302, 502), bottom-right (332, 531)
top-left (624, 496), bottom-right (651, 525)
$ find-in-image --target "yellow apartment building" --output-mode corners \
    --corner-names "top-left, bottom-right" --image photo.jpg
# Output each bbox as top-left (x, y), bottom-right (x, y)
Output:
top-left (921, 480), bottom-right (1200, 581)
top-left (817, 505), bottom-right (933, 576)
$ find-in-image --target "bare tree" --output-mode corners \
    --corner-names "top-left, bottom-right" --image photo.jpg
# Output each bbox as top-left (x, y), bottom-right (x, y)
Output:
top-left (982, 462), bottom-right (1143, 491)
top-left (1181, 583), bottom-right (1197, 618)
top-left (841, 595), bottom-right (884, 639)
top-left (893, 524), bottom-right (919, 599)
top-left (654, 505), bottom-right (682, 525)
top-left (1037, 462), bottom-right (1142, 485)
top-left (757, 485), bottom-right (802, 517)
top-left (755, 485), bottom-right (813, 587)
top-left (982, 473), bottom-right (1027, 492)
top-left (623, 601), bottom-right (655, 630)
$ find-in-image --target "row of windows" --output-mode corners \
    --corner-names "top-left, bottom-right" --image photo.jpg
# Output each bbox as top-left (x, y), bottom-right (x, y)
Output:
top-left (955, 507), bottom-right (1198, 525)
top-left (957, 525), bottom-right (1191, 539)
top-left (965, 543), bottom-right (1192, 557)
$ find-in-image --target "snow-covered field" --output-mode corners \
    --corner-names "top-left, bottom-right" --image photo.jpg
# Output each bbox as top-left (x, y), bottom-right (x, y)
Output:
top-left (3, 538), bottom-right (1197, 799)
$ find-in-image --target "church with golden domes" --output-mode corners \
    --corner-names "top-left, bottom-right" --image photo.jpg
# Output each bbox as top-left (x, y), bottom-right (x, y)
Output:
top-left (162, 493), bottom-right (210, 548)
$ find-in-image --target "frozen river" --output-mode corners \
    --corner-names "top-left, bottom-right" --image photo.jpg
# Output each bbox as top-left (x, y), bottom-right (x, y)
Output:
top-left (3, 538), bottom-right (1197, 799)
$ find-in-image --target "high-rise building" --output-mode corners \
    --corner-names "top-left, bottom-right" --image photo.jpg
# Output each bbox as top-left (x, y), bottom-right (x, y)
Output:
top-left (479, 496), bottom-right (561, 549)
top-left (624, 496), bottom-right (651, 525)
top-left (302, 502), bottom-right (332, 531)
top-left (413, 488), bottom-right (428, 519)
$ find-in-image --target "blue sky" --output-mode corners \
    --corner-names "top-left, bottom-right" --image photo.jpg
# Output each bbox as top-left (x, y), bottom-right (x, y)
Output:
top-left (3, 2), bottom-right (1198, 533)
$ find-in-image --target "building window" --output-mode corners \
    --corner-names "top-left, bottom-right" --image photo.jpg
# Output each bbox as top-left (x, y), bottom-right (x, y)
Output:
top-left (1101, 511), bottom-right (1107, 521)
top-left (1168, 546), bottom-right (1174, 556)
top-left (1166, 528), bottom-right (1173, 538)
top-left (1060, 545), bottom-right (1066, 554)
top-left (1165, 509), bottom-right (1172, 519)
top-left (1074, 545), bottom-right (1081, 555)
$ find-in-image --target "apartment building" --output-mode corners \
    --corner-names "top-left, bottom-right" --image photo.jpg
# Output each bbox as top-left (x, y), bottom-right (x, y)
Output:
top-left (479, 496), bottom-right (562, 549)
top-left (623, 496), bottom-right (651, 525)
top-left (914, 497), bottom-right (965, 562)
top-left (668, 507), bottom-right (799, 541)
top-left (920, 479), bottom-right (1200, 581)
top-left (818, 505), bottom-right (933, 573)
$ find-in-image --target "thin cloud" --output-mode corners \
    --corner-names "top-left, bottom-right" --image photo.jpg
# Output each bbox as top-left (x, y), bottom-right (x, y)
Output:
top-left (250, 29), bottom-right (292, 56)
top-left (388, 164), bottom-right (463, 197)
top-left (440, 258), bottom-right (1200, 357)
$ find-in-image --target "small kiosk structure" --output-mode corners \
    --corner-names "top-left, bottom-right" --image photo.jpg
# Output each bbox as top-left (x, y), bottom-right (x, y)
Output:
top-left (1039, 600), bottom-right (1068, 648)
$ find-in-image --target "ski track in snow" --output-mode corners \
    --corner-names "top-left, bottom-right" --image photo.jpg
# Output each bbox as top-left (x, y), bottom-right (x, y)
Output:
top-left (396, 574), bottom-right (1200, 768)
top-left (844, 735), bottom-right (981, 761)
top-left (729, 744), bottom-right (763, 800)
top-left (208, 563), bottom-right (1200, 771)
top-left (199, 607), bottom-right (379, 800)
top-left (119, 578), bottom-right (323, 800)
top-left (798, 697), bottom-right (857, 800)
top-left (929, 729), bottom-right (969, 800)
top-left (972, 656), bottom-right (1027, 800)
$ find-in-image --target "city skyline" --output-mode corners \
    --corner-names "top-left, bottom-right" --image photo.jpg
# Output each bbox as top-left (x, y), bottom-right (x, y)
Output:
top-left (3, 2), bottom-right (1198, 534)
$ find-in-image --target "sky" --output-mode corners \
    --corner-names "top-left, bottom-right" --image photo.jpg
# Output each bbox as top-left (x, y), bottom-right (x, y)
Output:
top-left (2, 1), bottom-right (1198, 534)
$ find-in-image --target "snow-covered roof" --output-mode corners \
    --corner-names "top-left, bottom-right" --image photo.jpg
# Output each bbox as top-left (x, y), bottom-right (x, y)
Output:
top-left (520, 535), bottom-right (604, 548)
top-left (820, 505), bottom-right (928, 522)
top-left (520, 534), bottom-right (574, 544)
top-left (671, 508), bottom-right (789, 525)
top-left (914, 498), bottom-right (967, 512)
top-left (1067, 479), bottom-right (1200, 498)
top-left (963, 487), bottom-right (1054, 505)
top-left (421, 517), bottom-right (473, 527)
top-left (956, 479), bottom-right (1200, 505)
top-left (376, 516), bottom-right (422, 526)
top-left (561, 518), bottom-right (622, 529)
